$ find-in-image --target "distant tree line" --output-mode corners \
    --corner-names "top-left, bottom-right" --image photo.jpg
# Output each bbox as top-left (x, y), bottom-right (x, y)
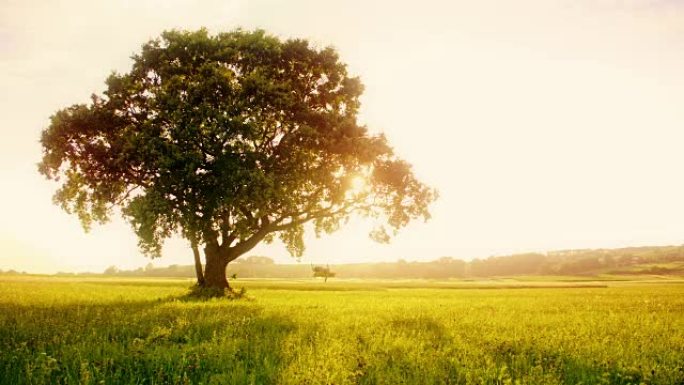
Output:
top-left (469, 246), bottom-right (684, 276)
top-left (89, 245), bottom-right (684, 279)
top-left (0, 269), bottom-right (29, 276)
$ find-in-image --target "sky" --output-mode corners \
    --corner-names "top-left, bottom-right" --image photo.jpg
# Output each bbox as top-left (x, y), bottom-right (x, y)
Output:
top-left (2, 0), bottom-right (684, 273)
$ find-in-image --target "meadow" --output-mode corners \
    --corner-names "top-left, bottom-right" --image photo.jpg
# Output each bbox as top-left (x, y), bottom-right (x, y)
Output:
top-left (0, 276), bottom-right (683, 384)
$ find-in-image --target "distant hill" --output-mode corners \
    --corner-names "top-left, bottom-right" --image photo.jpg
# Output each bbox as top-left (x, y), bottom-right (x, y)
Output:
top-left (81, 245), bottom-right (684, 279)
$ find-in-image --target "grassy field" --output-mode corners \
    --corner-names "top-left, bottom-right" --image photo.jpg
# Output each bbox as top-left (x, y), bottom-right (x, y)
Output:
top-left (1, 276), bottom-right (683, 384)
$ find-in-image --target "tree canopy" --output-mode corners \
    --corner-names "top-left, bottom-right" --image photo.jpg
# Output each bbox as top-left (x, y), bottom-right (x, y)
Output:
top-left (38, 29), bottom-right (437, 289)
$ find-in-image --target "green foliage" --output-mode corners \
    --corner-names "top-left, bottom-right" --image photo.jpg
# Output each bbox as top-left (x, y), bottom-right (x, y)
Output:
top-left (38, 28), bottom-right (436, 265)
top-left (1, 277), bottom-right (683, 384)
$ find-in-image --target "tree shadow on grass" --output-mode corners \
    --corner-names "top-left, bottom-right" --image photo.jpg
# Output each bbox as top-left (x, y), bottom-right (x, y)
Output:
top-left (0, 297), bottom-right (296, 384)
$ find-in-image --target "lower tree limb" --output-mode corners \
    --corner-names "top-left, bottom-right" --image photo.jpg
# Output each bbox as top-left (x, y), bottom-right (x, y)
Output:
top-left (192, 243), bottom-right (205, 286)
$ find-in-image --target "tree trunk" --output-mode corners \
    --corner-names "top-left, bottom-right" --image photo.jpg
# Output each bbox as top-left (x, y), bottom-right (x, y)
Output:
top-left (192, 243), bottom-right (205, 286)
top-left (203, 244), bottom-right (229, 290)
top-left (199, 232), bottom-right (261, 294)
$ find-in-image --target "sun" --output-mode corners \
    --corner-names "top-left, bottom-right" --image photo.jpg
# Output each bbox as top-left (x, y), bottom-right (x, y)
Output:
top-left (350, 176), bottom-right (367, 193)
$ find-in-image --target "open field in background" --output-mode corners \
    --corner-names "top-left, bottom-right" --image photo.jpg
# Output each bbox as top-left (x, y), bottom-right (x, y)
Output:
top-left (1, 277), bottom-right (683, 384)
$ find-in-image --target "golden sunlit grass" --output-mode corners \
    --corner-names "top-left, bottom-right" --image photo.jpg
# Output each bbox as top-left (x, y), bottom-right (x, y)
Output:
top-left (1, 277), bottom-right (683, 384)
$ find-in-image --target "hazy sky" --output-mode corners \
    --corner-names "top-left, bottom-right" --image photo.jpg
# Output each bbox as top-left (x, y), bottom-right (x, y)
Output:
top-left (2, 0), bottom-right (684, 273)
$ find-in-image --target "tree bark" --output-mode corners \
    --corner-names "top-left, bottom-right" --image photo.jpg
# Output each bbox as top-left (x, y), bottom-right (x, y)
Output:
top-left (191, 243), bottom-right (205, 286)
top-left (203, 243), bottom-right (230, 290)
top-left (200, 229), bottom-right (267, 292)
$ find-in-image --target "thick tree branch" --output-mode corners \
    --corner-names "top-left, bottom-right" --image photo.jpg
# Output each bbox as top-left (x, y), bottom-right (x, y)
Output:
top-left (191, 240), bottom-right (205, 285)
top-left (222, 232), bottom-right (237, 249)
top-left (220, 210), bottom-right (231, 245)
top-left (239, 205), bottom-right (256, 225)
top-left (227, 216), bottom-right (271, 262)
top-left (270, 203), bottom-right (357, 232)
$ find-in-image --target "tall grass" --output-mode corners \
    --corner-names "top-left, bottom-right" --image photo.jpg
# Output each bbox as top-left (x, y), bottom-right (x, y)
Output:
top-left (1, 277), bottom-right (682, 384)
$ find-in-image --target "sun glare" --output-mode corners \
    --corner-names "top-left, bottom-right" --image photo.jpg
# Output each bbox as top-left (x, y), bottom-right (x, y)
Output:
top-left (349, 176), bottom-right (369, 196)
top-left (351, 176), bottom-right (366, 191)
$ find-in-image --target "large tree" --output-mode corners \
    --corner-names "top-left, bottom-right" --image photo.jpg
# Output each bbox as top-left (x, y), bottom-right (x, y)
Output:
top-left (39, 29), bottom-right (437, 292)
